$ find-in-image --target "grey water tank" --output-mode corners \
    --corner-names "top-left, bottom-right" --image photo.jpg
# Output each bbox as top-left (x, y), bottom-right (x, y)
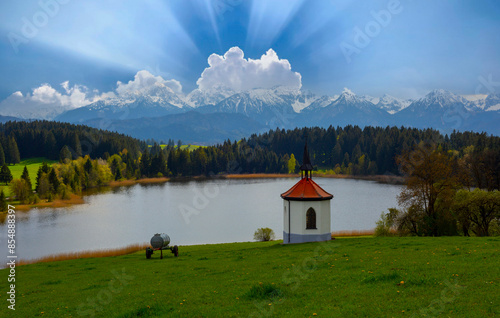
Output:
top-left (150, 233), bottom-right (170, 249)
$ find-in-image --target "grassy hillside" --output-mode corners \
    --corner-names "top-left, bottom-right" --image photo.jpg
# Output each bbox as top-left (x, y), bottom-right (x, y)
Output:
top-left (1, 236), bottom-right (498, 317)
top-left (0, 158), bottom-right (56, 196)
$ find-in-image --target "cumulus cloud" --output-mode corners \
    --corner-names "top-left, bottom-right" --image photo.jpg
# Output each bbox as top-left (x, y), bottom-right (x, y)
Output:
top-left (196, 47), bottom-right (302, 92)
top-left (0, 82), bottom-right (96, 119)
top-left (0, 70), bottom-right (184, 119)
top-left (116, 70), bottom-right (183, 96)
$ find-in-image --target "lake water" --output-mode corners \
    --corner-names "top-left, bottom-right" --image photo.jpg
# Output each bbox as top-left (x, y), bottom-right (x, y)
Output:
top-left (2, 178), bottom-right (401, 263)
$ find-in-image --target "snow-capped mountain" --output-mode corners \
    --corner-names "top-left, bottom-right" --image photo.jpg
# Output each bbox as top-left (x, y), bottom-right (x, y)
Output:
top-left (305, 95), bottom-right (339, 111)
top-left (300, 88), bottom-right (391, 128)
top-left (329, 88), bottom-right (375, 108)
top-left (308, 87), bottom-right (382, 113)
top-left (394, 89), bottom-right (485, 132)
top-left (399, 89), bottom-right (472, 115)
top-left (360, 94), bottom-right (380, 105)
top-left (5, 85), bottom-right (495, 142)
top-left (55, 94), bottom-right (191, 123)
top-left (484, 94), bottom-right (500, 112)
top-left (186, 86), bottom-right (236, 107)
top-left (210, 87), bottom-right (301, 127)
top-left (462, 94), bottom-right (488, 110)
top-left (374, 94), bottom-right (411, 114)
top-left (274, 87), bottom-right (318, 113)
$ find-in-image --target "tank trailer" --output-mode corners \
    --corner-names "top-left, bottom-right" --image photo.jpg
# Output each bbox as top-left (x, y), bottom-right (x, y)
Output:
top-left (146, 233), bottom-right (178, 259)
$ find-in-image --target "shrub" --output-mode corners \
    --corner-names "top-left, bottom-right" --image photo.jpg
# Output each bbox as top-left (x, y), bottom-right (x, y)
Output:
top-left (374, 209), bottom-right (397, 237)
top-left (32, 194), bottom-right (40, 204)
top-left (9, 178), bottom-right (31, 203)
top-left (254, 227), bottom-right (275, 241)
top-left (58, 184), bottom-right (71, 200)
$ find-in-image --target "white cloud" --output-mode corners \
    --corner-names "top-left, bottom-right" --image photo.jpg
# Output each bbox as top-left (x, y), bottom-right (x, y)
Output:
top-left (196, 47), bottom-right (302, 92)
top-left (0, 70), bottom-right (184, 119)
top-left (116, 70), bottom-right (183, 96)
top-left (0, 82), bottom-right (96, 120)
top-left (0, 48), bottom-right (302, 119)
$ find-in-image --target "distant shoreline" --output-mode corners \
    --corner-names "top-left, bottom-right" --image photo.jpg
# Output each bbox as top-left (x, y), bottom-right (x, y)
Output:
top-left (5, 173), bottom-right (403, 213)
top-left (224, 173), bottom-right (405, 185)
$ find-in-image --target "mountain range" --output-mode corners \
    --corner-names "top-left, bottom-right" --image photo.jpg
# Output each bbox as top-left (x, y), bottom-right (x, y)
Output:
top-left (4, 86), bottom-right (500, 144)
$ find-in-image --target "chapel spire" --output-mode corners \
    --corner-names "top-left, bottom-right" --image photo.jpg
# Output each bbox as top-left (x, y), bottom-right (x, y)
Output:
top-left (300, 141), bottom-right (313, 179)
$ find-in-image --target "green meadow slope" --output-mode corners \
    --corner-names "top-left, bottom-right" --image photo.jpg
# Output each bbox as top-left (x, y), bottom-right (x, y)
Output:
top-left (1, 237), bottom-right (498, 317)
top-left (0, 158), bottom-right (55, 197)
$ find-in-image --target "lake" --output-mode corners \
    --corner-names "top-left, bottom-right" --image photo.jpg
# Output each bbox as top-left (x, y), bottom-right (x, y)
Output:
top-left (3, 178), bottom-right (401, 263)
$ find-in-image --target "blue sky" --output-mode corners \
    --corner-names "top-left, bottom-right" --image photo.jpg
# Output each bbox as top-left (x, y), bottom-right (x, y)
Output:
top-left (0, 0), bottom-right (499, 103)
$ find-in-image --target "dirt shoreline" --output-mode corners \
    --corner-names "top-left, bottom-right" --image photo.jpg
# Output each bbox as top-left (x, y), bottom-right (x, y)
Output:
top-left (5, 173), bottom-right (403, 213)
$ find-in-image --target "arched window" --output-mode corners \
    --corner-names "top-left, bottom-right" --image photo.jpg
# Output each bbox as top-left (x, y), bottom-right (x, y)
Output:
top-left (306, 208), bottom-right (316, 229)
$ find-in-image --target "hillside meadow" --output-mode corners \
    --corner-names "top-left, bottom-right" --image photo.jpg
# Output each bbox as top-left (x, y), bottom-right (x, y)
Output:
top-left (0, 158), bottom-right (56, 197)
top-left (1, 236), bottom-right (498, 317)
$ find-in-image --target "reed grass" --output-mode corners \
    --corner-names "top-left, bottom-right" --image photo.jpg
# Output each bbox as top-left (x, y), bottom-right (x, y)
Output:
top-left (17, 243), bottom-right (149, 266)
top-left (11, 193), bottom-right (85, 212)
top-left (225, 173), bottom-right (298, 179)
top-left (331, 229), bottom-right (375, 237)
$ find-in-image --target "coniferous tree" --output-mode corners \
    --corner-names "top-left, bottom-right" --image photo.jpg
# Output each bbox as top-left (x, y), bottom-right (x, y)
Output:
top-left (0, 164), bottom-right (13, 184)
top-left (48, 169), bottom-right (60, 193)
top-left (83, 157), bottom-right (93, 174)
top-left (0, 142), bottom-right (5, 166)
top-left (0, 190), bottom-right (7, 211)
top-left (331, 142), bottom-right (342, 166)
top-left (115, 163), bottom-right (123, 180)
top-left (44, 131), bottom-right (57, 159)
top-left (110, 157), bottom-right (122, 180)
top-left (71, 133), bottom-right (82, 158)
top-left (21, 166), bottom-right (32, 190)
top-left (150, 151), bottom-right (166, 176)
top-left (60, 145), bottom-right (72, 162)
top-left (140, 149), bottom-right (151, 177)
top-left (7, 136), bottom-right (20, 164)
top-left (35, 163), bottom-right (51, 192)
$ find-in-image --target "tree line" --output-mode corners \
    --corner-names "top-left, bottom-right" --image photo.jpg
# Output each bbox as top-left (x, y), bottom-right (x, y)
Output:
top-left (2, 122), bottom-right (499, 184)
top-left (0, 120), bottom-right (144, 162)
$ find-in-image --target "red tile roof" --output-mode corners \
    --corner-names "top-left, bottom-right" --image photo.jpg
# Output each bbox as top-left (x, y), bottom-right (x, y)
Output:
top-left (281, 177), bottom-right (333, 201)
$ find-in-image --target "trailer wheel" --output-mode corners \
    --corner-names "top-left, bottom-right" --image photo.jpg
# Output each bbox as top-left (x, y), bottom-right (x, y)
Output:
top-left (146, 247), bottom-right (153, 259)
top-left (172, 245), bottom-right (178, 257)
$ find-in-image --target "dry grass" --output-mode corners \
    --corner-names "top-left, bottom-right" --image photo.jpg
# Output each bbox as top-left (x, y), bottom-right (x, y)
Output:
top-left (13, 193), bottom-right (85, 212)
top-left (225, 173), bottom-right (298, 179)
top-left (109, 177), bottom-right (169, 187)
top-left (17, 243), bottom-right (149, 266)
top-left (331, 229), bottom-right (375, 237)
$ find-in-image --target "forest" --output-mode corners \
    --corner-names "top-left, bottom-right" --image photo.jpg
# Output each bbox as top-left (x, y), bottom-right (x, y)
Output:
top-left (0, 120), bottom-right (144, 163)
top-left (1, 121), bottom-right (499, 183)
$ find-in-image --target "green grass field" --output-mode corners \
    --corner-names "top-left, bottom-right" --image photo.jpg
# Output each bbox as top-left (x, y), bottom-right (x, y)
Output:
top-left (1, 236), bottom-right (498, 317)
top-left (0, 158), bottom-right (56, 196)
